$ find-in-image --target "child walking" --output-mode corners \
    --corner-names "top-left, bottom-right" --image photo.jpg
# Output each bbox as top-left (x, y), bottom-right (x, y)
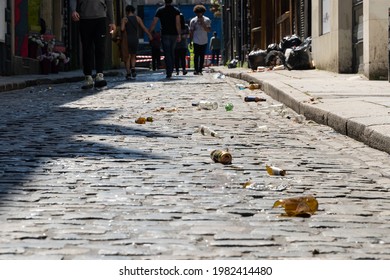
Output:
top-left (174, 14), bottom-right (189, 75)
top-left (121, 5), bottom-right (152, 79)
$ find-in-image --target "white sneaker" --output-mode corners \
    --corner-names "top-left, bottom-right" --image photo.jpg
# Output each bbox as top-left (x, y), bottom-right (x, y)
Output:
top-left (94, 73), bottom-right (107, 88)
top-left (81, 75), bottom-right (94, 90)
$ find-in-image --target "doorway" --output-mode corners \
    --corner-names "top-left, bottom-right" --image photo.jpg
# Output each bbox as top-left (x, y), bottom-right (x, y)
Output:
top-left (352, 0), bottom-right (363, 73)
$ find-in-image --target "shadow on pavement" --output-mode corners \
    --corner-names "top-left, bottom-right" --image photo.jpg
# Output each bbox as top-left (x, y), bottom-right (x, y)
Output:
top-left (0, 80), bottom-right (177, 201)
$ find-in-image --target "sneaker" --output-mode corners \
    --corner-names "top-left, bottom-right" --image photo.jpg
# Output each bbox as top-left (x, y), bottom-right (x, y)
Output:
top-left (183, 70), bottom-right (188, 75)
top-left (81, 75), bottom-right (94, 90)
top-left (193, 71), bottom-right (199, 75)
top-left (176, 71), bottom-right (180, 76)
top-left (131, 69), bottom-right (137, 78)
top-left (94, 73), bottom-right (107, 88)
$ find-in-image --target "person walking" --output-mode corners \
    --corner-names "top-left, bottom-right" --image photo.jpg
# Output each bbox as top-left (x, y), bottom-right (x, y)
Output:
top-left (174, 14), bottom-right (189, 76)
top-left (189, 5), bottom-right (211, 75)
top-left (209, 31), bottom-right (221, 66)
top-left (150, 30), bottom-right (161, 71)
top-left (121, 5), bottom-right (152, 80)
top-left (149, 0), bottom-right (181, 79)
top-left (70, 0), bottom-right (115, 90)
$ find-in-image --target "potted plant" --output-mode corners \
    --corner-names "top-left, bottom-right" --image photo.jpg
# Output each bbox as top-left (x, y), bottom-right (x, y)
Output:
top-left (28, 34), bottom-right (44, 58)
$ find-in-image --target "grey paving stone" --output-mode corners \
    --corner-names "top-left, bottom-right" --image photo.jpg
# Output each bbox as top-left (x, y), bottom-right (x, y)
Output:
top-left (2, 72), bottom-right (390, 259)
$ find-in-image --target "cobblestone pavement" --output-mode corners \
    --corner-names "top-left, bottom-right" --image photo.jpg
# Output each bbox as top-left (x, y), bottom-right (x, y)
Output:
top-left (1, 70), bottom-right (390, 260)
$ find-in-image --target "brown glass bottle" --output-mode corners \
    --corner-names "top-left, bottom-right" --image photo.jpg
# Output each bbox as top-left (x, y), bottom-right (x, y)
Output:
top-left (244, 96), bottom-right (266, 102)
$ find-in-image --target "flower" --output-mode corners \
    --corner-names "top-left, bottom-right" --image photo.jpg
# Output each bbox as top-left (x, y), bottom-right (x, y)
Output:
top-left (29, 34), bottom-right (45, 47)
top-left (37, 51), bottom-right (70, 64)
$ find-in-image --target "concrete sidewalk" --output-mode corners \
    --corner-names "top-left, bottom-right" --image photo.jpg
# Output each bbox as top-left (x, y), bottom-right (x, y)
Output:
top-left (216, 67), bottom-right (390, 155)
top-left (2, 66), bottom-right (390, 154)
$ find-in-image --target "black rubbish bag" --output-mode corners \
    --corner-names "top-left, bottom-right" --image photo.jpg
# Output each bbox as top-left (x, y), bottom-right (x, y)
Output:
top-left (265, 50), bottom-right (285, 67)
top-left (228, 58), bottom-right (238, 68)
top-left (285, 37), bottom-right (313, 70)
top-left (267, 43), bottom-right (279, 53)
top-left (280, 35), bottom-right (302, 52)
top-left (248, 49), bottom-right (267, 70)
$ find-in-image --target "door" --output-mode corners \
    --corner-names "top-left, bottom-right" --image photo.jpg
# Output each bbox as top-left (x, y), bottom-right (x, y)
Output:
top-left (352, 0), bottom-right (363, 73)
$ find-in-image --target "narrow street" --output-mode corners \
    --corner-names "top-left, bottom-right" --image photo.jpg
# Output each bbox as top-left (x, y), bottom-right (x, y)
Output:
top-left (1, 70), bottom-right (390, 259)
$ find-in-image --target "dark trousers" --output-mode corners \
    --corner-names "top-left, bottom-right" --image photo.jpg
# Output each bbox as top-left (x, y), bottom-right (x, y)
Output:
top-left (175, 48), bottom-right (187, 72)
top-left (161, 35), bottom-right (177, 76)
top-left (193, 43), bottom-right (207, 73)
top-left (79, 18), bottom-right (107, 76)
top-left (211, 49), bottom-right (220, 65)
top-left (151, 47), bottom-right (161, 70)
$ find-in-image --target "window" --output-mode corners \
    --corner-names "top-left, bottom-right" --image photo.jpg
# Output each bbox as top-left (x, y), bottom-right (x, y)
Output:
top-left (321, 0), bottom-right (330, 35)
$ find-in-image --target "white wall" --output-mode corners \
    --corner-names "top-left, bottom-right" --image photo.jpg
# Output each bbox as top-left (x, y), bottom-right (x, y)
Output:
top-left (312, 0), bottom-right (344, 72)
top-left (363, 0), bottom-right (390, 79)
top-left (312, 0), bottom-right (390, 79)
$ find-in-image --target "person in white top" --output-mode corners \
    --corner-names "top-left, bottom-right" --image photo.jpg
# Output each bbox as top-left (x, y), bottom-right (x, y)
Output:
top-left (189, 5), bottom-right (211, 75)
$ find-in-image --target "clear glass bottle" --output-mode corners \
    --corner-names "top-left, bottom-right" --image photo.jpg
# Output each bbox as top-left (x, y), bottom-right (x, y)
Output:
top-left (198, 125), bottom-right (219, 137)
top-left (193, 100), bottom-right (218, 110)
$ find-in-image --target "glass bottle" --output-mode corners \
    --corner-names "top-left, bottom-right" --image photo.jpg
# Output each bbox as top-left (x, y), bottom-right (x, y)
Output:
top-left (225, 103), bottom-right (234, 111)
top-left (266, 164), bottom-right (286, 176)
top-left (273, 195), bottom-right (318, 217)
top-left (244, 96), bottom-right (266, 102)
top-left (210, 149), bottom-right (232, 164)
top-left (198, 125), bottom-right (219, 137)
top-left (193, 100), bottom-right (218, 110)
top-left (248, 83), bottom-right (261, 90)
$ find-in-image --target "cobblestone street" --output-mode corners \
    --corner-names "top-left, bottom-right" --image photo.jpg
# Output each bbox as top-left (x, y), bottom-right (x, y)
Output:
top-left (1, 70), bottom-right (390, 259)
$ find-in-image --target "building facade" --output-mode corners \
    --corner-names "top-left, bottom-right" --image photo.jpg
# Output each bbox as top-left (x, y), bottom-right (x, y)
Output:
top-left (0, 0), bottom-right (220, 76)
top-left (312, 0), bottom-right (389, 80)
top-left (221, 0), bottom-right (311, 65)
top-left (0, 0), bottom-right (12, 75)
top-left (0, 0), bottom-right (75, 76)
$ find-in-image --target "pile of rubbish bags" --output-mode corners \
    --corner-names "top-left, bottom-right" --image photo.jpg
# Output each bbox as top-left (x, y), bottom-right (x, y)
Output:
top-left (248, 35), bottom-right (314, 71)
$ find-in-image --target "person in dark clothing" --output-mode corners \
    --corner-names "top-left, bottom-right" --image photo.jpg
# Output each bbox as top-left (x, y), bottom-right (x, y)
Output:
top-left (39, 18), bottom-right (46, 35)
top-left (121, 5), bottom-right (152, 79)
top-left (70, 0), bottom-right (115, 89)
top-left (209, 31), bottom-right (221, 66)
top-left (149, 0), bottom-right (181, 79)
top-left (150, 30), bottom-right (161, 71)
top-left (174, 14), bottom-right (189, 75)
